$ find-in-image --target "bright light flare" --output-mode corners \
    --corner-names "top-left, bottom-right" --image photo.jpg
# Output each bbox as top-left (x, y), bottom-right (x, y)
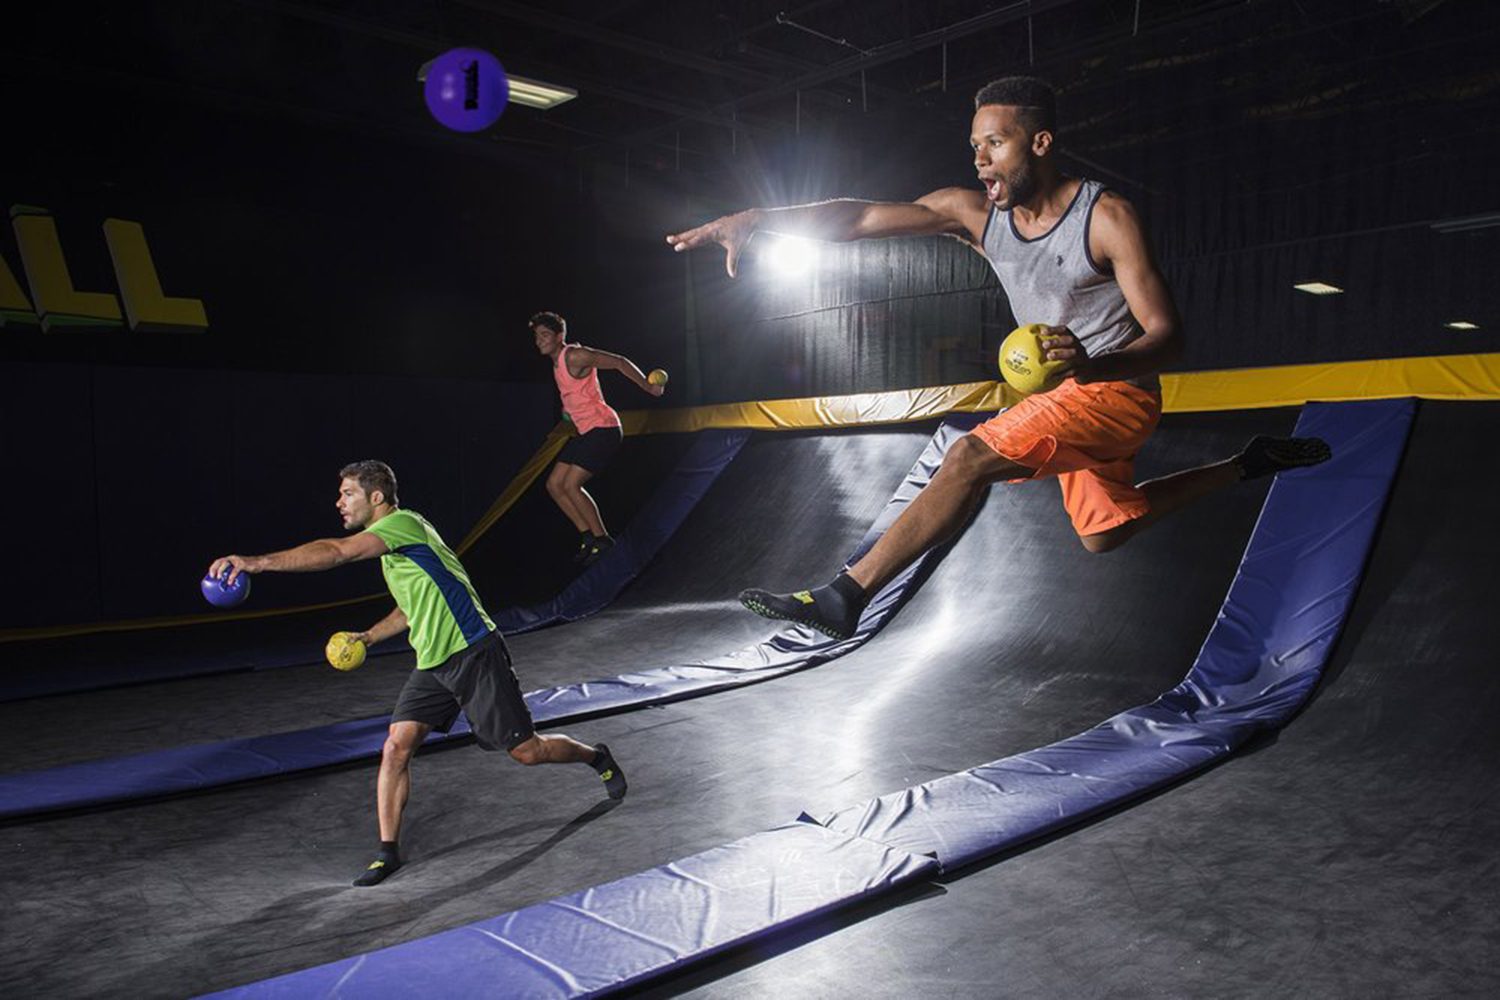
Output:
top-left (762, 235), bottom-right (818, 277)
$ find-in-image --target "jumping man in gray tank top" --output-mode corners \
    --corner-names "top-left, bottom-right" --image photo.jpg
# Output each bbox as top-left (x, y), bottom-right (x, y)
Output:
top-left (667, 77), bottom-right (1331, 640)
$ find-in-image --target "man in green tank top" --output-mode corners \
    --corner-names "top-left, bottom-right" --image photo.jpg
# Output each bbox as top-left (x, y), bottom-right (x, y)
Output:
top-left (208, 460), bottom-right (627, 886)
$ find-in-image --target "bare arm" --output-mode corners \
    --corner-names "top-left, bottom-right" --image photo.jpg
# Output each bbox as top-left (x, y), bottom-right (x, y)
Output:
top-left (666, 187), bottom-right (990, 277)
top-left (356, 606), bottom-right (408, 646)
top-left (568, 346), bottom-right (665, 397)
top-left (1042, 193), bottom-right (1184, 383)
top-left (208, 530), bottom-right (389, 585)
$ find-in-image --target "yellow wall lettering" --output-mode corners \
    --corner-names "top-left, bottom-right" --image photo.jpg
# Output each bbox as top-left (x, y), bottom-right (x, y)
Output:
top-left (10, 206), bottom-right (122, 332)
top-left (103, 219), bottom-right (208, 333)
top-left (0, 247), bottom-right (37, 328)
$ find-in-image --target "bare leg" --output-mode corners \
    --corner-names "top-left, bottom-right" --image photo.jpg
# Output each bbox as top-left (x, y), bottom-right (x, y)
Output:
top-left (560, 464), bottom-right (607, 537)
top-left (847, 435), bottom-right (1031, 595)
top-left (546, 464), bottom-right (592, 533)
top-left (508, 732), bottom-right (598, 766)
top-left (511, 732), bottom-right (627, 799)
top-left (1079, 458), bottom-right (1241, 553)
top-left (377, 721), bottom-right (430, 843)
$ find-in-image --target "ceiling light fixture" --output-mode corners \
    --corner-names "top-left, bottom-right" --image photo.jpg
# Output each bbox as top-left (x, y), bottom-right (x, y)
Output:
top-left (1293, 282), bottom-right (1344, 295)
top-left (416, 60), bottom-right (577, 110)
top-left (1443, 321), bottom-right (1480, 330)
top-left (507, 74), bottom-right (578, 110)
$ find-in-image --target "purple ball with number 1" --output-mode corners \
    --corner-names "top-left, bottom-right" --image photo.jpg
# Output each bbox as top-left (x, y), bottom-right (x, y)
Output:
top-left (424, 47), bottom-right (509, 132)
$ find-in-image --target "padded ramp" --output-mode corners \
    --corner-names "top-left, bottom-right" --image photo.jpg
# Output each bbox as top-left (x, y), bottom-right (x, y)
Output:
top-left (0, 418), bottom-right (976, 819)
top-left (492, 429), bottom-right (749, 634)
top-left (527, 414), bottom-right (985, 717)
top-left (202, 821), bottom-right (939, 999)
top-left (813, 399), bottom-right (1415, 870)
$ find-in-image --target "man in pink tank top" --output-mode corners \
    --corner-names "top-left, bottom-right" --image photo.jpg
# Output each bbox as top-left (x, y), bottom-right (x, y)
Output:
top-left (530, 311), bottom-right (665, 565)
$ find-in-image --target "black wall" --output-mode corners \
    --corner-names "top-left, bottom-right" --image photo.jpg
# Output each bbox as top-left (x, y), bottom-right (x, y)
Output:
top-left (0, 79), bottom-right (678, 629)
top-left (2, 1), bottom-right (1495, 631)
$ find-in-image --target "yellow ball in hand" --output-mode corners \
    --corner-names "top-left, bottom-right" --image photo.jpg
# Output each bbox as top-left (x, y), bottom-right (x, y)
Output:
top-left (998, 323), bottom-right (1069, 396)
top-left (647, 368), bottom-right (669, 387)
top-left (325, 631), bottom-right (367, 671)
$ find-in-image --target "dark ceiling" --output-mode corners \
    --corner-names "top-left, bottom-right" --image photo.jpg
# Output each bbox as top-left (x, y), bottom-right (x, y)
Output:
top-left (7, 1), bottom-right (1495, 176)
top-left (4, 0), bottom-right (1498, 270)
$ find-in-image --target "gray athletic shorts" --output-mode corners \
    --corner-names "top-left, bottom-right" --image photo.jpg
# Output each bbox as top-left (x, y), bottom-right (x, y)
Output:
top-left (391, 631), bottom-right (534, 751)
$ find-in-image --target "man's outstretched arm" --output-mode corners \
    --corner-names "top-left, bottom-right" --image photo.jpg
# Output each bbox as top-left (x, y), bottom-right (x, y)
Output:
top-left (666, 187), bottom-right (989, 277)
top-left (209, 531), bottom-right (389, 584)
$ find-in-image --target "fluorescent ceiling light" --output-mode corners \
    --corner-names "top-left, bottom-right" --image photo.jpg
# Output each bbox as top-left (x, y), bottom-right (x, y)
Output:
top-left (508, 74), bottom-right (578, 110)
top-left (1444, 321), bottom-right (1480, 330)
top-left (1294, 281), bottom-right (1344, 295)
top-left (416, 60), bottom-right (576, 110)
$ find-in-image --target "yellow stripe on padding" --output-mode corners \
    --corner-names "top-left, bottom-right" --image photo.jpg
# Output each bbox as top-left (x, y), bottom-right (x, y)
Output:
top-left (455, 423), bottom-right (572, 555)
top-left (7, 352), bottom-right (1495, 643)
top-left (1160, 352), bottom-right (1500, 412)
top-left (619, 381), bottom-right (1024, 435)
top-left (618, 352), bottom-right (1500, 434)
top-left (0, 593), bottom-right (383, 644)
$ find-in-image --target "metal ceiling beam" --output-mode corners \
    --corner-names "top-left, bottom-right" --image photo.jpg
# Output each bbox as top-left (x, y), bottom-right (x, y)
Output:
top-left (616, 0), bottom-right (1087, 148)
top-left (450, 0), bottom-right (884, 118)
top-left (718, 0), bottom-right (1087, 109)
top-left (450, 0), bottom-right (780, 87)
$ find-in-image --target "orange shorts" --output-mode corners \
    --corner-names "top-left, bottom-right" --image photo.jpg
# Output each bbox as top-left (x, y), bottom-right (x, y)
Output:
top-left (970, 379), bottom-right (1162, 536)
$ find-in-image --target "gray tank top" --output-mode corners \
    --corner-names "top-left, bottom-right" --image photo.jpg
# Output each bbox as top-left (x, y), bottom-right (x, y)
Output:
top-left (981, 178), bottom-right (1158, 390)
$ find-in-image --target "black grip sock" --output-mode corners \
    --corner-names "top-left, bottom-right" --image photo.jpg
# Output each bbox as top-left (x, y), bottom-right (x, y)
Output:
top-left (353, 844), bottom-right (403, 887)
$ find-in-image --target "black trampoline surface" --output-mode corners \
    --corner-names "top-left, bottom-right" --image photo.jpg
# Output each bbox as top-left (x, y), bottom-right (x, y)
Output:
top-left (5, 404), bottom-right (1496, 999)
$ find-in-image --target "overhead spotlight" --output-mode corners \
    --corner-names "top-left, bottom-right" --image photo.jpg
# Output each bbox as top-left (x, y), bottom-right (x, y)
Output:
top-left (763, 235), bottom-right (818, 277)
top-left (1293, 281), bottom-right (1344, 296)
top-left (1444, 321), bottom-right (1480, 330)
top-left (416, 59), bottom-right (576, 110)
top-left (507, 74), bottom-right (578, 110)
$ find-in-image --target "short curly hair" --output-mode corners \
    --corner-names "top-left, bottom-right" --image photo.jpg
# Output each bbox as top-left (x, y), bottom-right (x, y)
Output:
top-left (339, 460), bottom-right (399, 506)
top-left (528, 311), bottom-right (567, 335)
top-left (973, 76), bottom-right (1057, 135)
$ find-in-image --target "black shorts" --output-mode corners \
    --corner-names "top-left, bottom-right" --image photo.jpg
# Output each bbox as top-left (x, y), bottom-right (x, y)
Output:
top-left (557, 425), bottom-right (623, 474)
top-left (391, 631), bottom-right (534, 751)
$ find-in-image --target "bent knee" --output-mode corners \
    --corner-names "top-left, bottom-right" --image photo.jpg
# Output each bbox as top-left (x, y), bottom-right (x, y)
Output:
top-left (940, 435), bottom-right (997, 480)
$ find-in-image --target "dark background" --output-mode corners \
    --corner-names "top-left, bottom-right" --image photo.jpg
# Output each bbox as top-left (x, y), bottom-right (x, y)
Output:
top-left (2, 0), bottom-right (1496, 629)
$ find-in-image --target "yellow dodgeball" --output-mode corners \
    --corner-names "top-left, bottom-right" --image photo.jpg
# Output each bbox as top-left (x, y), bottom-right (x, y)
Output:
top-left (325, 631), bottom-right (367, 671)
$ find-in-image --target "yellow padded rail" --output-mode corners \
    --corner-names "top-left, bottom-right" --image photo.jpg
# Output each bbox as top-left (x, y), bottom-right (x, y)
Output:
top-left (6, 352), bottom-right (1495, 643)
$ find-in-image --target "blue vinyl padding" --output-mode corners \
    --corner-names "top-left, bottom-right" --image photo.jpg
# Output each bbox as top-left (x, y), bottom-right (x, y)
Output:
top-left (0, 417), bottom-right (977, 819)
top-left (493, 428), bottom-right (750, 634)
top-left (192, 401), bottom-right (1404, 999)
top-left (201, 821), bottom-right (939, 999)
top-left (811, 399), bottom-right (1415, 870)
